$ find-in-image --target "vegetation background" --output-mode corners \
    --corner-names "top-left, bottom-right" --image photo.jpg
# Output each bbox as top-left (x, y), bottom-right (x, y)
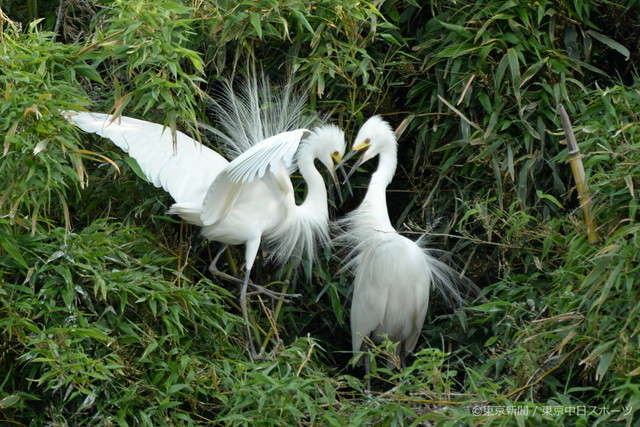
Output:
top-left (1, 0), bottom-right (639, 425)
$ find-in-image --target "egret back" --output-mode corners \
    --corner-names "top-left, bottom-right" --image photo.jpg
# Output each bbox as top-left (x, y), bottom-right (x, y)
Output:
top-left (67, 112), bottom-right (228, 206)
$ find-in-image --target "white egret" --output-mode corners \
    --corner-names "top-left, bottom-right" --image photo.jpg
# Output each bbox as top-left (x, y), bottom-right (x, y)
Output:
top-left (336, 115), bottom-right (468, 378)
top-left (66, 75), bottom-right (345, 358)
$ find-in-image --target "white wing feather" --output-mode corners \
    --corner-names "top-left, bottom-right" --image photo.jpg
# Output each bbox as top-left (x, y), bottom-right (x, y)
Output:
top-left (223, 129), bottom-right (310, 184)
top-left (66, 111), bottom-right (228, 205)
top-left (199, 130), bottom-right (307, 226)
top-left (198, 174), bottom-right (243, 227)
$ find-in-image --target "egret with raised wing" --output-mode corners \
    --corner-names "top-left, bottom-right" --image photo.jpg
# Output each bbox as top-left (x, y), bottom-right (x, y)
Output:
top-left (67, 74), bottom-right (345, 358)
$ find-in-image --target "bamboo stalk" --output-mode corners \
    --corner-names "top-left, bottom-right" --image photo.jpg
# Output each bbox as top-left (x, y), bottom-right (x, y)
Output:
top-left (557, 104), bottom-right (599, 244)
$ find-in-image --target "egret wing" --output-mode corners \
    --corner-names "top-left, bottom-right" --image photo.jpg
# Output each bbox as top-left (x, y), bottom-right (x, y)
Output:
top-left (199, 173), bottom-right (243, 226)
top-left (200, 162), bottom-right (293, 227)
top-left (223, 129), bottom-right (310, 184)
top-left (66, 111), bottom-right (228, 205)
top-left (199, 130), bottom-right (306, 226)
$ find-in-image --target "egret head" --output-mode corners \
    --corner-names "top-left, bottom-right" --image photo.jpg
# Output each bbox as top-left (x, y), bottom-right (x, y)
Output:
top-left (341, 116), bottom-right (396, 180)
top-left (352, 115), bottom-right (396, 163)
top-left (304, 124), bottom-right (346, 185)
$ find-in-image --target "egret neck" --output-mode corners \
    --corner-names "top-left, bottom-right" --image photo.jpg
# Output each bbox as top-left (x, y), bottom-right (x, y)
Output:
top-left (358, 143), bottom-right (397, 234)
top-left (297, 143), bottom-right (330, 216)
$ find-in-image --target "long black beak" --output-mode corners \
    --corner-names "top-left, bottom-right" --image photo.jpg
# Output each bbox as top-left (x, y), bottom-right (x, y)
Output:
top-left (345, 151), bottom-right (366, 182)
top-left (334, 150), bottom-right (360, 197)
top-left (331, 166), bottom-right (343, 202)
top-left (335, 148), bottom-right (359, 172)
top-left (328, 153), bottom-right (345, 203)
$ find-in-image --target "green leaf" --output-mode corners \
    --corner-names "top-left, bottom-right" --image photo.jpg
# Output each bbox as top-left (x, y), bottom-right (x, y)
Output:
top-left (124, 157), bottom-right (148, 182)
top-left (469, 302), bottom-right (511, 313)
top-left (160, 1), bottom-right (192, 14)
top-left (74, 65), bottom-right (105, 85)
top-left (587, 30), bottom-right (630, 60)
top-left (139, 341), bottom-right (158, 362)
top-left (495, 53), bottom-right (509, 91)
top-left (71, 327), bottom-right (110, 341)
top-left (250, 13), bottom-right (263, 38)
top-left (168, 383), bottom-right (192, 394)
top-left (291, 9), bottom-right (314, 34)
top-left (0, 233), bottom-right (28, 269)
top-left (506, 48), bottom-right (520, 87)
top-left (436, 20), bottom-right (471, 37)
top-left (596, 351), bottom-right (615, 382)
top-left (520, 58), bottom-right (548, 88)
top-left (536, 190), bottom-right (563, 208)
top-left (379, 33), bottom-right (401, 45)
top-left (0, 395), bottom-right (20, 409)
top-left (329, 285), bottom-right (343, 325)
top-left (484, 335), bottom-right (499, 347)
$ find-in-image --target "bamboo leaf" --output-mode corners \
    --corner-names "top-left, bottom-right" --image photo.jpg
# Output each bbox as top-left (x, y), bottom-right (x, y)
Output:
top-left (0, 233), bottom-right (28, 269)
top-left (507, 48), bottom-right (520, 87)
top-left (124, 157), bottom-right (148, 182)
top-left (596, 352), bottom-right (614, 382)
top-left (587, 30), bottom-right (630, 60)
top-left (438, 95), bottom-right (482, 132)
top-left (250, 13), bottom-right (262, 38)
top-left (0, 395), bottom-right (20, 409)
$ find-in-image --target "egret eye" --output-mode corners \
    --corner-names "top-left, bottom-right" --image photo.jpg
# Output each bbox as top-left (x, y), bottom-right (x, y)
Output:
top-left (333, 151), bottom-right (339, 156)
top-left (364, 138), bottom-right (371, 145)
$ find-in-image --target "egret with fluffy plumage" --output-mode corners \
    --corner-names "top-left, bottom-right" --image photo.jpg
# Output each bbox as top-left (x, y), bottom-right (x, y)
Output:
top-left (67, 74), bottom-right (345, 359)
top-left (336, 116), bottom-right (468, 380)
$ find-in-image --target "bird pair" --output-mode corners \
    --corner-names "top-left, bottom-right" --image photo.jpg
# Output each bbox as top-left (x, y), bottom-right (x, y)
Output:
top-left (66, 75), bottom-right (467, 366)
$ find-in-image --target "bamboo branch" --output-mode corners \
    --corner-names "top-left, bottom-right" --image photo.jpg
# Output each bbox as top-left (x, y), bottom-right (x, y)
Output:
top-left (558, 104), bottom-right (599, 244)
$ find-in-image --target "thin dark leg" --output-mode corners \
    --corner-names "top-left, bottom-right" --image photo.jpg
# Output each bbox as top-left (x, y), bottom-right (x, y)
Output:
top-left (364, 353), bottom-right (371, 393)
top-left (240, 268), bottom-right (261, 360)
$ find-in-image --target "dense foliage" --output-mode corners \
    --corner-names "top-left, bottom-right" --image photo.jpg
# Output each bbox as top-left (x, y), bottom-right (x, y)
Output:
top-left (1, 0), bottom-right (639, 425)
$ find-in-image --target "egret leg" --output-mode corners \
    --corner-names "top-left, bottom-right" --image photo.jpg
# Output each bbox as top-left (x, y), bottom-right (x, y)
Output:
top-left (211, 244), bottom-right (228, 268)
top-left (240, 268), bottom-right (262, 360)
top-left (364, 353), bottom-right (371, 393)
top-left (208, 245), bottom-right (245, 284)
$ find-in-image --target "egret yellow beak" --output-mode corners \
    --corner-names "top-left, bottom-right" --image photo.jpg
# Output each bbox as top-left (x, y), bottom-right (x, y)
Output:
top-left (351, 140), bottom-right (371, 152)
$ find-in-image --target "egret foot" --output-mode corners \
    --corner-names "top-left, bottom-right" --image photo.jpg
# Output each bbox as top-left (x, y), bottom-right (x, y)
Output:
top-left (247, 280), bottom-right (300, 302)
top-left (211, 267), bottom-right (299, 302)
top-left (208, 248), bottom-right (299, 302)
top-left (209, 266), bottom-right (244, 285)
